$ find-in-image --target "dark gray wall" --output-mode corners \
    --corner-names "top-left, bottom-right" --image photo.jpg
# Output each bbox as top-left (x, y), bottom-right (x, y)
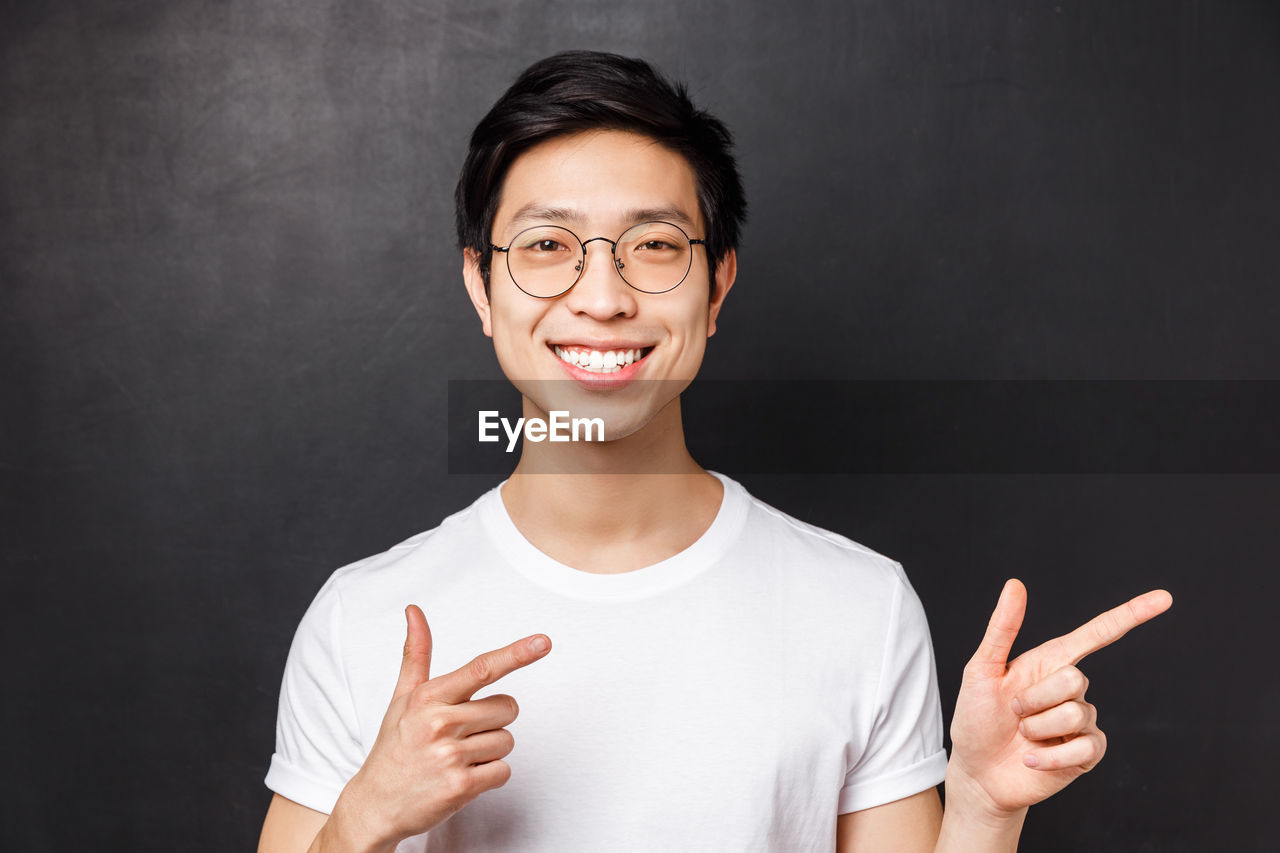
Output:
top-left (4, 1), bottom-right (1277, 850)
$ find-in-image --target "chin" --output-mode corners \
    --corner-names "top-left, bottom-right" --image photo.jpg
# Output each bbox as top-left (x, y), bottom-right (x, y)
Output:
top-left (516, 380), bottom-right (682, 443)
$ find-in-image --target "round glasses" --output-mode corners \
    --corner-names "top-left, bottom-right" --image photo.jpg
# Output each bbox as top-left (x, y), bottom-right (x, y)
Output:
top-left (490, 221), bottom-right (706, 298)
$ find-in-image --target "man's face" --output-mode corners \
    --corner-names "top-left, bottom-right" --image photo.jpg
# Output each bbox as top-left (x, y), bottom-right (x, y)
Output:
top-left (464, 129), bottom-right (736, 442)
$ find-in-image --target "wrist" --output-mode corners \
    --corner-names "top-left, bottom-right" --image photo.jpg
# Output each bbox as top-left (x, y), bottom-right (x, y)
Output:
top-left (942, 765), bottom-right (1028, 832)
top-left (310, 775), bottom-right (401, 853)
top-left (937, 770), bottom-right (1027, 853)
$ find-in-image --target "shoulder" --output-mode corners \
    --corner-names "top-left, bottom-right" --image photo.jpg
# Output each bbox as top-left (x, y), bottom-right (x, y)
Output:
top-left (305, 486), bottom-right (498, 615)
top-left (281, 488), bottom-right (501, 691)
top-left (718, 480), bottom-right (939, 723)
top-left (709, 475), bottom-right (926, 650)
top-left (730, 477), bottom-right (912, 595)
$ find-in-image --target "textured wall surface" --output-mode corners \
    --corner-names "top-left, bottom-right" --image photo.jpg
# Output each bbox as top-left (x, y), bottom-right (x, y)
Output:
top-left (4, 1), bottom-right (1277, 849)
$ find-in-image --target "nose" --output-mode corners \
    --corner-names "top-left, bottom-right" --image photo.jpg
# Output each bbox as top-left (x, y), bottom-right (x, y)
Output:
top-left (562, 238), bottom-right (638, 320)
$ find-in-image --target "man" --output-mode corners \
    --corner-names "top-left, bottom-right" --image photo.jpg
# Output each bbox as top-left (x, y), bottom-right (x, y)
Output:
top-left (258, 51), bottom-right (1171, 852)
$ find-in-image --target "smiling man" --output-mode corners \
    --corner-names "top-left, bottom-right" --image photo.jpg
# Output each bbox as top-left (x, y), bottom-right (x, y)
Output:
top-left (258, 52), bottom-right (1170, 853)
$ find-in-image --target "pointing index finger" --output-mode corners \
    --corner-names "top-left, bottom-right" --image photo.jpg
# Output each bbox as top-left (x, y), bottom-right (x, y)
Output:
top-left (1056, 588), bottom-right (1172, 665)
top-left (425, 634), bottom-right (552, 705)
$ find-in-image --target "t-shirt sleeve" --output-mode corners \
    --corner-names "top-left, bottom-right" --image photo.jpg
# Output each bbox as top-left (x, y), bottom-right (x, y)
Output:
top-left (264, 571), bottom-right (366, 814)
top-left (838, 564), bottom-right (948, 813)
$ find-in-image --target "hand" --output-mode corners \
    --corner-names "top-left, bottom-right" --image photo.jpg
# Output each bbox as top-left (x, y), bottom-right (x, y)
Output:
top-left (946, 579), bottom-right (1172, 820)
top-left (328, 605), bottom-right (552, 848)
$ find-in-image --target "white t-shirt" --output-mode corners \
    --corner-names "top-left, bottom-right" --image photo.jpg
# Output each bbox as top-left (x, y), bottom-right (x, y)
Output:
top-left (266, 473), bottom-right (947, 851)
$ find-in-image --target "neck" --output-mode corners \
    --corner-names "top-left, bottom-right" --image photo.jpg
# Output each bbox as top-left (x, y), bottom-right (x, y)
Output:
top-left (500, 396), bottom-right (723, 573)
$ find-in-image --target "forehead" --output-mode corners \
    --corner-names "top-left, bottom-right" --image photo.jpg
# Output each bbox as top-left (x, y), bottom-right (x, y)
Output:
top-left (492, 130), bottom-right (703, 237)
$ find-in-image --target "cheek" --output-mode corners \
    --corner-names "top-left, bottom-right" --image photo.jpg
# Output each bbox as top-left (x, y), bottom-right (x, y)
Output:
top-left (490, 314), bottom-right (525, 363)
top-left (681, 337), bottom-right (708, 372)
top-left (487, 299), bottom-right (547, 373)
top-left (663, 304), bottom-right (711, 378)
top-left (673, 298), bottom-right (712, 344)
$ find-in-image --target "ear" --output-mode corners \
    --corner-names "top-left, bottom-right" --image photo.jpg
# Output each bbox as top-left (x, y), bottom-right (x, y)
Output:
top-left (706, 248), bottom-right (737, 338)
top-left (462, 248), bottom-right (494, 338)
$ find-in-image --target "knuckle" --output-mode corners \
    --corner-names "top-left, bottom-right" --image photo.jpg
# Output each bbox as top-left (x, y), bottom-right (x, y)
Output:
top-left (490, 759), bottom-right (513, 788)
top-left (424, 713), bottom-right (453, 741)
top-left (441, 769), bottom-right (473, 806)
top-left (414, 684), bottom-right (448, 710)
top-left (498, 728), bottom-right (516, 755)
top-left (433, 740), bottom-right (465, 767)
top-left (1080, 732), bottom-right (1107, 768)
top-left (1062, 665), bottom-right (1088, 694)
top-left (1125, 599), bottom-right (1144, 625)
top-left (468, 654), bottom-right (495, 685)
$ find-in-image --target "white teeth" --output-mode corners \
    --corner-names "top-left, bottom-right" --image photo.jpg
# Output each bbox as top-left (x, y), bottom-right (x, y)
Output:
top-left (552, 345), bottom-right (648, 374)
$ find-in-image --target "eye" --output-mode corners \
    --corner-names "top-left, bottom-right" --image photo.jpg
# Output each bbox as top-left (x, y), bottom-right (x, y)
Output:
top-left (515, 235), bottom-right (571, 253)
top-left (637, 239), bottom-right (678, 252)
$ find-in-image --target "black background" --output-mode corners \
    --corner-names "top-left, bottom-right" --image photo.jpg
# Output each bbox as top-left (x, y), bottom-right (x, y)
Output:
top-left (4, 1), bottom-right (1277, 850)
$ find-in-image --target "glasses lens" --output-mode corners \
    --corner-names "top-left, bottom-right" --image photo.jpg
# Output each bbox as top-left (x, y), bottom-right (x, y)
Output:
top-left (505, 225), bottom-right (582, 297)
top-left (616, 221), bottom-right (693, 293)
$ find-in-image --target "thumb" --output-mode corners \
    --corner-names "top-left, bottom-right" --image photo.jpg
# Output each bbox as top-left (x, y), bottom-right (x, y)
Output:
top-left (967, 578), bottom-right (1027, 677)
top-left (393, 604), bottom-right (433, 698)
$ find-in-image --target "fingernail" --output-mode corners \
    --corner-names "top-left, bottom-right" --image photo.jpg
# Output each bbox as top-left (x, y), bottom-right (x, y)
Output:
top-left (1011, 697), bottom-right (1024, 716)
top-left (1023, 753), bottom-right (1039, 768)
top-left (530, 636), bottom-right (549, 653)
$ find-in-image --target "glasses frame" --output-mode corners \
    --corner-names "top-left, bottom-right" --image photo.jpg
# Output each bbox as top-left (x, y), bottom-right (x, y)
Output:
top-left (490, 220), bottom-right (707, 299)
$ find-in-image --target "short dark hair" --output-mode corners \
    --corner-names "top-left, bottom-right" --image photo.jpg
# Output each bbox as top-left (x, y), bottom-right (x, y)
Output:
top-left (454, 51), bottom-right (747, 293)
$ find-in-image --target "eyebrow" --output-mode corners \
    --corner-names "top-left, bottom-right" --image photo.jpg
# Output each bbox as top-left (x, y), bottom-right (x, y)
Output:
top-left (505, 204), bottom-right (699, 234)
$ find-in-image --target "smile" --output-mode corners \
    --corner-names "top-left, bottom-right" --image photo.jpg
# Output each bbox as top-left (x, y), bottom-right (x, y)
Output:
top-left (551, 344), bottom-right (654, 374)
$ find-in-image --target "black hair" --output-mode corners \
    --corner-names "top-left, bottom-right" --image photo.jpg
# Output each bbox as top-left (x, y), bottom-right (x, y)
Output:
top-left (454, 51), bottom-right (747, 294)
